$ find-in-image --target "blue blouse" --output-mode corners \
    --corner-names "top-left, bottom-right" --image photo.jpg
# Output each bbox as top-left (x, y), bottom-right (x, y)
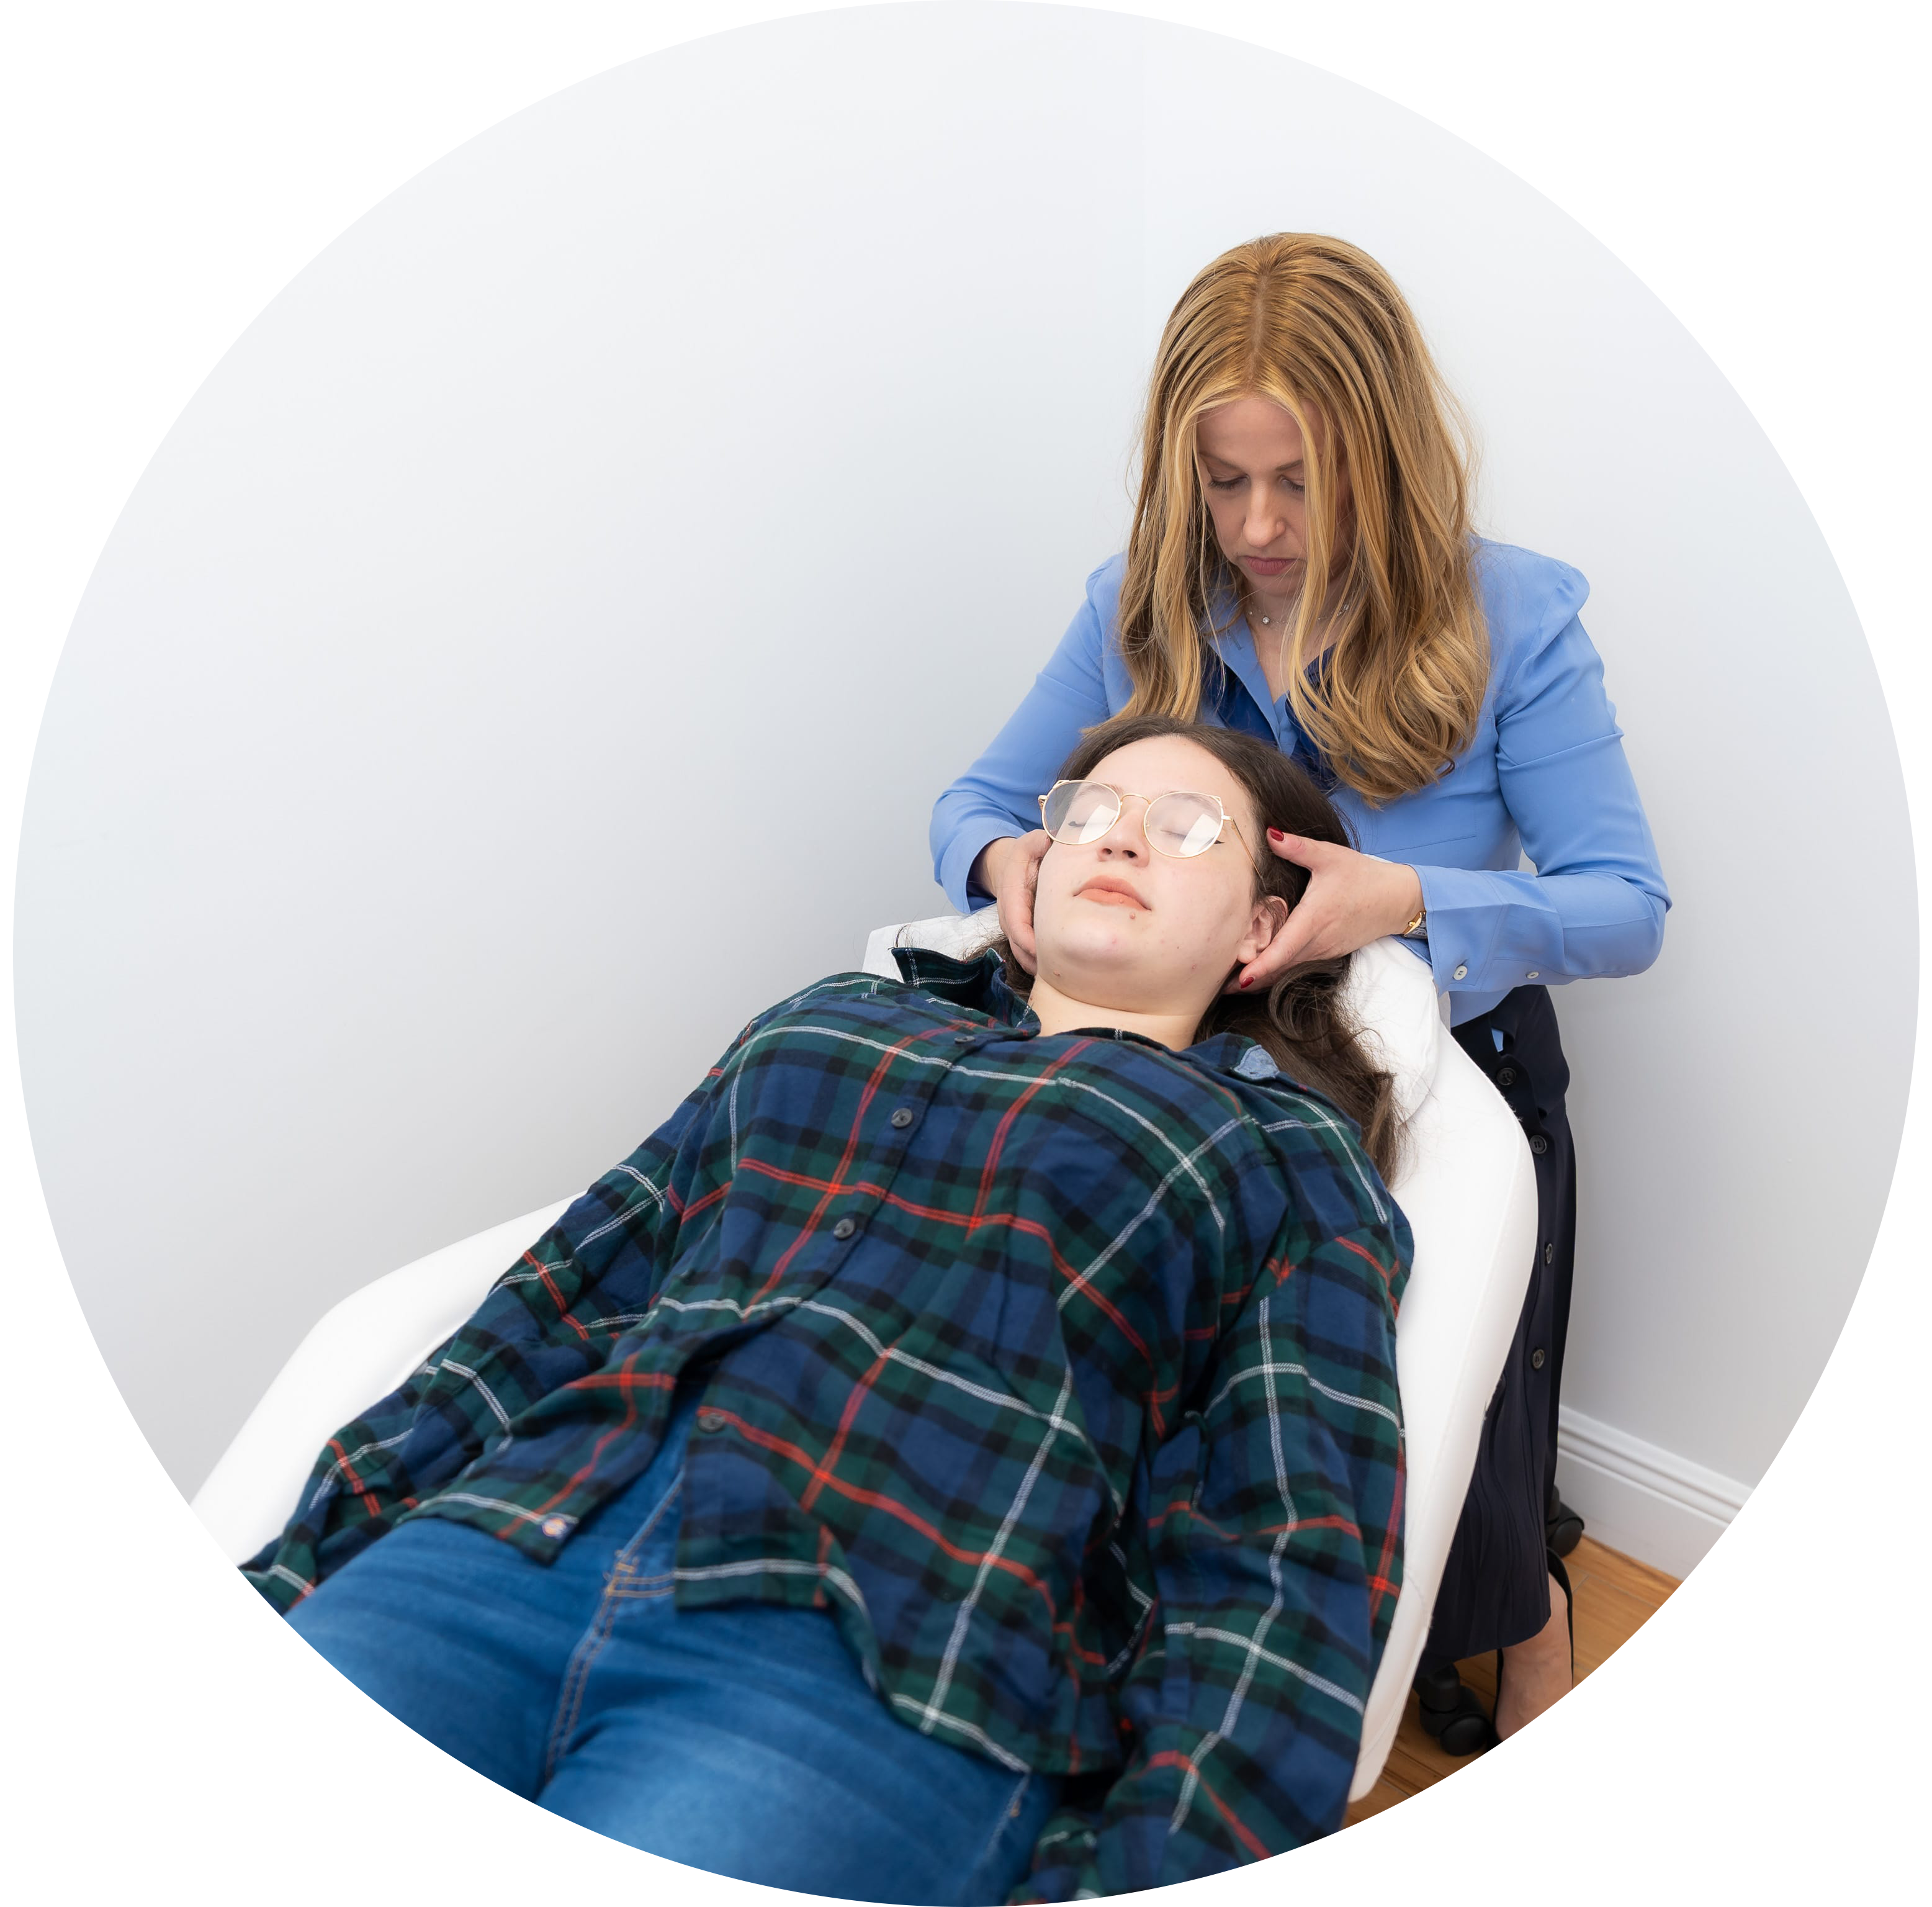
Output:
top-left (930, 541), bottom-right (1669, 1026)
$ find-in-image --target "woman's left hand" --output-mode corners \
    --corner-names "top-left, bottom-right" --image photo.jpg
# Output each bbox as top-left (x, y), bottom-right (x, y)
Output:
top-left (1228, 832), bottom-right (1425, 993)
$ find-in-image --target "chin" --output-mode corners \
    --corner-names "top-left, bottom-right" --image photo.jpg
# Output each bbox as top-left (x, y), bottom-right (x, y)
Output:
top-left (1039, 917), bottom-right (1134, 968)
top-left (1040, 935), bottom-right (1173, 1002)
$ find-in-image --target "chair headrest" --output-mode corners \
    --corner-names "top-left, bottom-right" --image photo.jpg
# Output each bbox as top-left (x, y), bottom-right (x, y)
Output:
top-left (878, 911), bottom-right (1004, 967)
top-left (1336, 937), bottom-right (1445, 1128)
top-left (866, 916), bottom-right (1444, 1126)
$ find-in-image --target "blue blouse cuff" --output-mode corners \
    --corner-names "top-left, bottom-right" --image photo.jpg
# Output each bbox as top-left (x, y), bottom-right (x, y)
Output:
top-left (1415, 865), bottom-right (1503, 995)
top-left (1414, 863), bottom-right (1566, 996)
top-left (940, 819), bottom-right (1022, 916)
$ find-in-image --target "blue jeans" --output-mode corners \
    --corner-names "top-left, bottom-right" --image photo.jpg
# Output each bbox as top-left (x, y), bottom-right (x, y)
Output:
top-left (287, 1384), bottom-right (1061, 1904)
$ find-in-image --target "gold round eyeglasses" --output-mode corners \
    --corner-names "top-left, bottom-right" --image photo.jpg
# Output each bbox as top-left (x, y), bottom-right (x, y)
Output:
top-left (1037, 779), bottom-right (1246, 859)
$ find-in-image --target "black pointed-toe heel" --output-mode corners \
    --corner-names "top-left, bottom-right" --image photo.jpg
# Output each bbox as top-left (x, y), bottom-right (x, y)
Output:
top-left (1414, 1661), bottom-right (1498, 1757)
top-left (1545, 1481), bottom-right (1585, 1557)
top-left (1483, 1553), bottom-right (1576, 1831)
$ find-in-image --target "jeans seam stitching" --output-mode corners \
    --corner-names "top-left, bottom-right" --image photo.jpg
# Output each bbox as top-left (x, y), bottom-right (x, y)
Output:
top-left (544, 1591), bottom-right (620, 1785)
top-left (958, 1772), bottom-right (1035, 1901)
top-left (543, 1472), bottom-right (685, 1782)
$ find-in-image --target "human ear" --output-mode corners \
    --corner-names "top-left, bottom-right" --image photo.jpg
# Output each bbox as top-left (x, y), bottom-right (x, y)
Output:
top-left (1235, 895), bottom-right (1291, 965)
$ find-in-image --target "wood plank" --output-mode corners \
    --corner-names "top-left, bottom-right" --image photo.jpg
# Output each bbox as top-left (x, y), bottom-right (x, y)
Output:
top-left (1568, 1538), bottom-right (1916, 1746)
top-left (1576, 1816), bottom-right (1816, 1907)
top-left (1344, 1785), bottom-right (1568, 1901)
top-left (1568, 1569), bottom-right (1916, 1831)
top-left (1383, 1700), bottom-right (1622, 1878)
top-left (1561, 1654), bottom-right (1924, 1907)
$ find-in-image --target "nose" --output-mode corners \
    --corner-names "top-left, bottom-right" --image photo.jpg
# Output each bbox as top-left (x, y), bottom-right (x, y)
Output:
top-left (1245, 489), bottom-right (1287, 549)
top-left (1093, 796), bottom-right (1148, 859)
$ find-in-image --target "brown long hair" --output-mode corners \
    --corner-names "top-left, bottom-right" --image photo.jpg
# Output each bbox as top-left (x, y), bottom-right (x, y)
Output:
top-left (1117, 233), bottom-right (1488, 805)
top-left (999, 714), bottom-right (1400, 1179)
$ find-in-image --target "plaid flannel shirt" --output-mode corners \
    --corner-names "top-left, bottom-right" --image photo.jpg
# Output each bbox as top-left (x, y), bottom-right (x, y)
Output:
top-left (247, 948), bottom-right (1409, 1898)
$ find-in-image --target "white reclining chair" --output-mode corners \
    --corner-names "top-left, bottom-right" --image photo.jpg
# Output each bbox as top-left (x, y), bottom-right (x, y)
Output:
top-left (193, 920), bottom-right (1535, 1804)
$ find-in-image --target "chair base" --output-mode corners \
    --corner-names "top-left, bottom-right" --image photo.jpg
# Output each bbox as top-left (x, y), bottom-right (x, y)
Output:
top-left (1546, 1482), bottom-right (1585, 1558)
top-left (1413, 1662), bottom-right (1498, 1757)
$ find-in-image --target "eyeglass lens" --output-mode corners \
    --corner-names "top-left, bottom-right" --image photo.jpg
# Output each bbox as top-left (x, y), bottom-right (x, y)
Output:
top-left (1041, 781), bottom-right (1224, 858)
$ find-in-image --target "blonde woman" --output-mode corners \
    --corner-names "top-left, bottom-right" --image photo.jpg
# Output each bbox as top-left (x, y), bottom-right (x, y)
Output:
top-left (931, 233), bottom-right (1670, 1751)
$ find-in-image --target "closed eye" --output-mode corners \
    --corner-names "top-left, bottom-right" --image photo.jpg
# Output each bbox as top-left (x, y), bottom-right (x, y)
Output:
top-left (1205, 474), bottom-right (1304, 494)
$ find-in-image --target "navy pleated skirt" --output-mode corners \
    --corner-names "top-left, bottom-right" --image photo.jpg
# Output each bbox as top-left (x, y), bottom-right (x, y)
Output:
top-left (1418, 983), bottom-right (1578, 1667)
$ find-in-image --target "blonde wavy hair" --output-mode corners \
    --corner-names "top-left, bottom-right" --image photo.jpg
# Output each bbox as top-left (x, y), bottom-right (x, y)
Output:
top-left (1117, 233), bottom-right (1488, 805)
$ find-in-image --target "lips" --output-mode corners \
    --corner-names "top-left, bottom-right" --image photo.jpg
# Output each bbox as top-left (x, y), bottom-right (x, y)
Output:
top-left (1076, 878), bottom-right (1149, 911)
top-left (1244, 555), bottom-right (1291, 575)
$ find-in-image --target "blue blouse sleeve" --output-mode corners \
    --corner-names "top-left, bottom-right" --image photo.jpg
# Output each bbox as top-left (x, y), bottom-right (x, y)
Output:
top-left (1413, 595), bottom-right (1670, 999)
top-left (930, 567), bottom-right (1117, 912)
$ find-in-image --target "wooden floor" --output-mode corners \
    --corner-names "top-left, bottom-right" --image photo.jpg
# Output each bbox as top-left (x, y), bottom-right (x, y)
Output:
top-left (1344, 1545), bottom-right (1916, 1901)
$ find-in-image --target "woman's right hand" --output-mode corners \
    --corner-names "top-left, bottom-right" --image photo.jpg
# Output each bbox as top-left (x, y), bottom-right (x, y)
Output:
top-left (976, 831), bottom-right (1051, 975)
top-left (104, 1623), bottom-right (245, 1800)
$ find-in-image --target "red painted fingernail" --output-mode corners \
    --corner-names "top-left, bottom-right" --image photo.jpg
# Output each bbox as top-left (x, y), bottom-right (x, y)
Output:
top-left (1239, 976), bottom-right (1252, 989)
top-left (1267, 829), bottom-right (1285, 842)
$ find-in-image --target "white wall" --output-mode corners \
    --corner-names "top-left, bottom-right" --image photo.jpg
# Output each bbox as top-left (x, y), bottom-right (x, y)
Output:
top-left (15, 3), bottom-right (1912, 1542)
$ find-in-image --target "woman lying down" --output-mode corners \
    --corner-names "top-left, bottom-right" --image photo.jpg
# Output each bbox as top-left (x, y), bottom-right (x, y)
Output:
top-left (247, 713), bottom-right (1412, 1904)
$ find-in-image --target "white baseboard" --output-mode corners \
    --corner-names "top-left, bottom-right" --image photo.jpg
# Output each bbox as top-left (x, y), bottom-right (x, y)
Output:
top-left (1553, 1399), bottom-right (1916, 1685)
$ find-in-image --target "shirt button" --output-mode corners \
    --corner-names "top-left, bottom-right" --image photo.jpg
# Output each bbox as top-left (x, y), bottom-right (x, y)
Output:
top-left (1531, 1348), bottom-right (1547, 1371)
top-left (890, 1108), bottom-right (914, 1129)
top-left (1527, 970), bottom-right (1540, 980)
top-left (696, 1407), bottom-right (728, 1434)
top-left (1530, 1135), bottom-right (1550, 1155)
top-left (1453, 963), bottom-right (1469, 980)
top-left (953, 1033), bottom-right (975, 1045)
top-left (1543, 1241), bottom-right (1555, 1266)
top-left (541, 1515), bottom-right (569, 1539)
top-left (832, 1217), bottom-right (858, 1241)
